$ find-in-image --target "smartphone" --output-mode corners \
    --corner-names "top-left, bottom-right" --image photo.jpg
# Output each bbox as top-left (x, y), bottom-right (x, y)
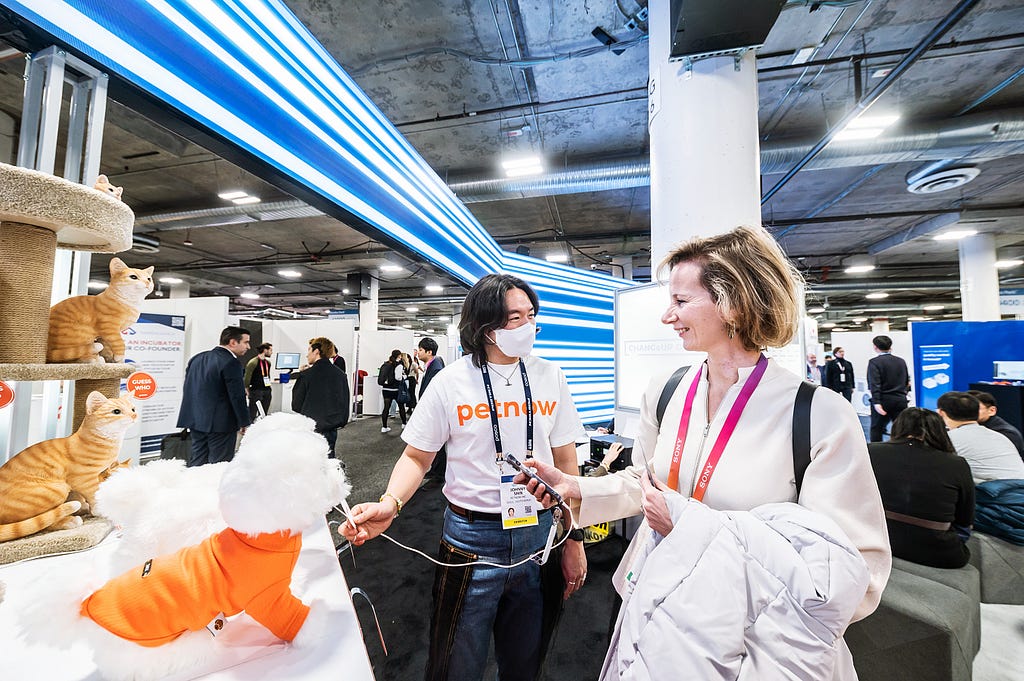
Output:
top-left (504, 453), bottom-right (564, 507)
top-left (641, 454), bottom-right (657, 482)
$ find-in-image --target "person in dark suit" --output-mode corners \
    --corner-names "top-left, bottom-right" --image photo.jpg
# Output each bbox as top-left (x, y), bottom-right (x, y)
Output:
top-left (177, 326), bottom-right (252, 466)
top-left (416, 336), bottom-right (447, 480)
top-left (292, 336), bottom-right (349, 458)
top-left (867, 335), bottom-right (910, 442)
top-left (824, 346), bottom-right (855, 402)
top-left (869, 408), bottom-right (974, 569)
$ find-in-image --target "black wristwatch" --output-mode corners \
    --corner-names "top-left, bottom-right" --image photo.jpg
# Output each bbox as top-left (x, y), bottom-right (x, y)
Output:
top-left (567, 528), bottom-right (586, 542)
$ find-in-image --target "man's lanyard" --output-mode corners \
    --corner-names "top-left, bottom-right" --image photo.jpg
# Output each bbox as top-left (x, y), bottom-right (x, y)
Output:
top-left (259, 358), bottom-right (269, 377)
top-left (667, 354), bottom-right (769, 501)
top-left (480, 360), bottom-right (533, 466)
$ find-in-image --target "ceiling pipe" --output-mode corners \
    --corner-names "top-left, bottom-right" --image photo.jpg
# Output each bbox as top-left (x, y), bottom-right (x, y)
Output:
top-left (761, 0), bottom-right (982, 204)
top-left (808, 279), bottom-right (961, 291)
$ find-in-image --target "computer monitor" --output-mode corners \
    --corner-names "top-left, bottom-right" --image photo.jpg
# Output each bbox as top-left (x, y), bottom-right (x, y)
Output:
top-left (275, 353), bottom-right (301, 370)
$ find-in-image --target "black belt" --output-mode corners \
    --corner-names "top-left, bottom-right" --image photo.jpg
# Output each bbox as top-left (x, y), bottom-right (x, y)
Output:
top-left (448, 502), bottom-right (551, 523)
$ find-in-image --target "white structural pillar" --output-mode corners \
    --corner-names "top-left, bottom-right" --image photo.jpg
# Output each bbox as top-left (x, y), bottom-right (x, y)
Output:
top-left (168, 281), bottom-right (191, 299)
top-left (871, 318), bottom-right (890, 334)
top-left (612, 255), bottom-right (634, 281)
top-left (359, 276), bottom-right (379, 332)
top-left (958, 233), bottom-right (1000, 321)
top-left (647, 0), bottom-right (762, 265)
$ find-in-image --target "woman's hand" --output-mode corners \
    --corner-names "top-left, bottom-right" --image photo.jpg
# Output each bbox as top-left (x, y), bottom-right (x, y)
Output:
top-left (601, 442), bottom-right (624, 469)
top-left (514, 458), bottom-right (581, 507)
top-left (640, 470), bottom-right (675, 537)
top-left (561, 538), bottom-right (587, 600)
top-left (339, 501), bottom-right (397, 546)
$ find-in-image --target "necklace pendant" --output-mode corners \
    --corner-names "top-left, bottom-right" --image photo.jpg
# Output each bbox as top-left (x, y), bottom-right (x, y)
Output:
top-left (505, 379), bottom-right (512, 386)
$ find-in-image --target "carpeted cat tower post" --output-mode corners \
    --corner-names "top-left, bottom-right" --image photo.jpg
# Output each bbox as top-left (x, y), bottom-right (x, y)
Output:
top-left (0, 162), bottom-right (135, 431)
top-left (0, 162), bottom-right (136, 562)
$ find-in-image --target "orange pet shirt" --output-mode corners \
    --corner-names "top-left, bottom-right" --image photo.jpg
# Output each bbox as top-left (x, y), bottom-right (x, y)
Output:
top-left (81, 528), bottom-right (310, 646)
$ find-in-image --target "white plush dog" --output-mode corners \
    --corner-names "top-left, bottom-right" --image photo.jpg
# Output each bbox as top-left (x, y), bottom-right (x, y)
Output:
top-left (17, 419), bottom-right (349, 681)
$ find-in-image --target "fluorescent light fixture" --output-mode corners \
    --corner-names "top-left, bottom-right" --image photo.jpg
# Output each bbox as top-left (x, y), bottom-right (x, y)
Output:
top-left (232, 195), bottom-right (261, 205)
top-left (846, 114), bottom-right (901, 130)
top-left (218, 190), bottom-right (248, 200)
top-left (850, 317), bottom-right (869, 323)
top-left (402, 324), bottom-right (412, 328)
top-left (791, 46), bottom-right (817, 65)
top-left (833, 127), bottom-right (885, 142)
top-left (844, 264), bottom-right (876, 274)
top-left (278, 269), bottom-right (302, 278)
top-left (807, 306), bottom-right (826, 314)
top-left (821, 322), bottom-right (836, 328)
top-left (907, 316), bottom-right (929, 321)
top-left (87, 281), bottom-right (108, 290)
top-left (342, 288), bottom-right (350, 294)
top-left (545, 253), bottom-right (569, 263)
top-left (923, 304), bottom-right (946, 311)
top-left (259, 242), bottom-right (276, 250)
top-left (995, 259), bottom-right (1023, 269)
top-left (865, 292), bottom-right (889, 299)
top-left (830, 327), bottom-right (846, 332)
top-left (159, 276), bottom-right (183, 284)
top-left (240, 292), bottom-right (260, 299)
top-left (380, 264), bottom-right (404, 272)
top-left (425, 284), bottom-right (444, 293)
top-left (406, 306), bottom-right (419, 312)
top-left (426, 328), bottom-right (434, 333)
top-left (502, 156), bottom-right (544, 178)
top-left (933, 229), bottom-right (978, 241)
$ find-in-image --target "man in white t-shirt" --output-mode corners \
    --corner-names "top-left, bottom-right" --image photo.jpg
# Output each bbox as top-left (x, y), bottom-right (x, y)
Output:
top-left (341, 274), bottom-right (586, 681)
top-left (937, 391), bottom-right (1024, 483)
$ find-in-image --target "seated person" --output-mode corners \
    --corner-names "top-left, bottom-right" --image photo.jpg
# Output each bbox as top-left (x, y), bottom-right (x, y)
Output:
top-left (585, 442), bottom-right (624, 478)
top-left (969, 389), bottom-right (1024, 460)
top-left (937, 391), bottom-right (1024, 483)
top-left (869, 408), bottom-right (975, 568)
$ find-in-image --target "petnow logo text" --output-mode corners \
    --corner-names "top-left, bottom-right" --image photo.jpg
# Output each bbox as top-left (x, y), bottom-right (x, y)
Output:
top-left (456, 401), bottom-right (557, 427)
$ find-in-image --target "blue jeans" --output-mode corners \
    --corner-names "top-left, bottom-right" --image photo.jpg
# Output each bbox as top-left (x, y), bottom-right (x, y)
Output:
top-left (430, 508), bottom-right (551, 681)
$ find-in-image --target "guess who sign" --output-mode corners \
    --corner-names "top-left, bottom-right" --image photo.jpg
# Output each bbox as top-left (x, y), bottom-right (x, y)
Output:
top-left (0, 380), bottom-right (14, 409)
top-left (126, 372), bottom-right (157, 400)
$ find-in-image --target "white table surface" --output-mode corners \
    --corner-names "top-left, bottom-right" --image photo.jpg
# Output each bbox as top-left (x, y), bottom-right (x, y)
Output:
top-left (0, 521), bottom-right (375, 681)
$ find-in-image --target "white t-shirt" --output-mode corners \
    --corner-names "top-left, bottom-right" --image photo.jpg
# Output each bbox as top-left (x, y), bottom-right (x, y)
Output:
top-left (947, 422), bottom-right (1024, 483)
top-left (402, 354), bottom-right (585, 512)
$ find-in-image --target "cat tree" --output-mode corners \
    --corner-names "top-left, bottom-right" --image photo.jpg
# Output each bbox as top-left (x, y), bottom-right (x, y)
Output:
top-left (0, 161), bottom-right (135, 430)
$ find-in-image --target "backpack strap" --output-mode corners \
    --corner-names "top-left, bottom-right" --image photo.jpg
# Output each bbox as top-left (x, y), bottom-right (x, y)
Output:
top-left (655, 365), bottom-right (691, 427)
top-left (792, 381), bottom-right (817, 498)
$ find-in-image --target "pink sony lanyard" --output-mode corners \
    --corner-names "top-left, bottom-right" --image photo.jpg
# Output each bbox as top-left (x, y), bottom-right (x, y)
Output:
top-left (666, 354), bottom-right (769, 500)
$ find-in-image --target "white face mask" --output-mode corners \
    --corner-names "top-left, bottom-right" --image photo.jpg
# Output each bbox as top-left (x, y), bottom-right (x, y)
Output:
top-left (492, 322), bottom-right (536, 358)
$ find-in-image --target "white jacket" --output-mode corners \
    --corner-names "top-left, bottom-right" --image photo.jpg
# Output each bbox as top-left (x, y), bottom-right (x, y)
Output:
top-left (602, 498), bottom-right (869, 681)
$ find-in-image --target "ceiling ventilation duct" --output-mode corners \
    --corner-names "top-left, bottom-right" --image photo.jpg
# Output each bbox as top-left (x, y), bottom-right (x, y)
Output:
top-left (906, 165), bottom-right (980, 194)
top-left (131, 233), bottom-right (161, 253)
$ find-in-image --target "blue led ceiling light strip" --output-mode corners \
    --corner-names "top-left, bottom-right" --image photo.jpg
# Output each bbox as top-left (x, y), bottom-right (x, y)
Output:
top-left (0, 0), bottom-right (630, 421)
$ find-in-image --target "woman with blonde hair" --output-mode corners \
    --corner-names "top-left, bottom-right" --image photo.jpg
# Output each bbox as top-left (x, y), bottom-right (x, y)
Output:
top-left (519, 226), bottom-right (891, 680)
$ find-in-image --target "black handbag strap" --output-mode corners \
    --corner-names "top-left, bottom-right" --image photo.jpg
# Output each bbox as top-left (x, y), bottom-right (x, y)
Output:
top-left (792, 381), bottom-right (817, 497)
top-left (655, 365), bottom-right (691, 427)
top-left (655, 364), bottom-right (817, 498)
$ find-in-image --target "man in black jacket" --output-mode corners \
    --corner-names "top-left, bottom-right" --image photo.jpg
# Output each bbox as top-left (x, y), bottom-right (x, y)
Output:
top-left (292, 336), bottom-right (349, 458)
top-left (824, 346), bottom-right (855, 402)
top-left (970, 390), bottom-right (1024, 460)
top-left (867, 335), bottom-right (910, 442)
top-left (177, 326), bottom-right (252, 466)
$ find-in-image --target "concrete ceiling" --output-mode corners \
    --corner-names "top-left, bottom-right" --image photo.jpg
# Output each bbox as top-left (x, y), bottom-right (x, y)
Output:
top-left (1, 0), bottom-right (1023, 336)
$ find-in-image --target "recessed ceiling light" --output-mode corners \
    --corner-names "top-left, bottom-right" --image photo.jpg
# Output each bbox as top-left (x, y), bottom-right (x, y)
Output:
top-left (232, 195), bottom-right (261, 205)
top-left (88, 281), bottom-right (108, 290)
top-left (402, 324), bottom-right (412, 328)
top-left (865, 292), bottom-right (889, 299)
top-left (278, 269), bottom-right (302, 278)
top-left (850, 317), bottom-right (868, 323)
top-left (218, 190), bottom-right (248, 200)
top-left (790, 46), bottom-right (817, 65)
top-left (426, 329), bottom-right (434, 333)
top-left (342, 288), bottom-right (350, 294)
top-left (933, 229), bottom-right (978, 241)
top-left (546, 253), bottom-right (569, 263)
top-left (425, 284), bottom-right (444, 293)
top-left (240, 292), bottom-right (260, 300)
top-left (923, 304), bottom-right (946, 311)
top-left (406, 306), bottom-right (419, 312)
top-left (907, 316), bottom-right (929, 321)
top-left (995, 259), bottom-right (1023, 269)
top-left (844, 265), bottom-right (876, 274)
top-left (159, 276), bottom-right (183, 284)
top-left (830, 327), bottom-right (847, 332)
top-left (821, 322), bottom-right (836, 328)
top-left (438, 316), bottom-right (449, 322)
top-left (380, 264), bottom-right (404, 272)
top-left (807, 306), bottom-right (826, 314)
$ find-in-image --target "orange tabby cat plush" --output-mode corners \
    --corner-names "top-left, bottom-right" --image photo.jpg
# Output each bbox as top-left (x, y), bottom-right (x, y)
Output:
top-left (93, 174), bottom-right (123, 200)
top-left (0, 392), bottom-right (137, 541)
top-left (46, 258), bottom-right (154, 364)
